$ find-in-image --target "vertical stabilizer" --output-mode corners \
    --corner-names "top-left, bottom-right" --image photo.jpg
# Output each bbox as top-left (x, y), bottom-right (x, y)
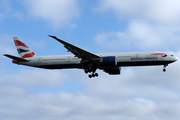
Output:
top-left (13, 37), bottom-right (37, 58)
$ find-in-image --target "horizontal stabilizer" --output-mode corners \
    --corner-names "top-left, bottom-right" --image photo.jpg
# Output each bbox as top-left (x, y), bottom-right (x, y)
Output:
top-left (3, 54), bottom-right (29, 62)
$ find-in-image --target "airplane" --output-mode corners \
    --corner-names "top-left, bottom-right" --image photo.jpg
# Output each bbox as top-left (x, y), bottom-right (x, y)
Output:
top-left (3, 35), bottom-right (178, 78)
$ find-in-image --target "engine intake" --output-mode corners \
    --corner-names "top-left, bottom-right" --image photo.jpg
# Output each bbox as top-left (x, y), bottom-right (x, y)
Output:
top-left (101, 56), bottom-right (117, 66)
top-left (104, 67), bottom-right (121, 75)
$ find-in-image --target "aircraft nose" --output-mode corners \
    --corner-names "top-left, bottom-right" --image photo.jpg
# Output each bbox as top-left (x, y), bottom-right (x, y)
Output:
top-left (175, 57), bottom-right (178, 61)
top-left (173, 56), bottom-right (178, 62)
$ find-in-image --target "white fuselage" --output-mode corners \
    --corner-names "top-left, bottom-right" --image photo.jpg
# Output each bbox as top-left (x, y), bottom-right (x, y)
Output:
top-left (19, 51), bottom-right (177, 70)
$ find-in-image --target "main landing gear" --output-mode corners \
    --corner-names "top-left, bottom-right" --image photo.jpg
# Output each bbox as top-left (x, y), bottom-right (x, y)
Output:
top-left (88, 73), bottom-right (98, 78)
top-left (84, 68), bottom-right (98, 78)
top-left (81, 60), bottom-right (99, 78)
top-left (163, 64), bottom-right (168, 72)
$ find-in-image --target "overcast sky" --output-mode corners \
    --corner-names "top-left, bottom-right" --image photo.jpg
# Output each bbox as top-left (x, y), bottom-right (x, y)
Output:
top-left (0, 0), bottom-right (180, 120)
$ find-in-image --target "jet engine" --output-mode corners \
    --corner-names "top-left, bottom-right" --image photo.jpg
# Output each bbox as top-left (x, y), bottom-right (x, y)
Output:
top-left (104, 67), bottom-right (121, 75)
top-left (100, 56), bottom-right (117, 66)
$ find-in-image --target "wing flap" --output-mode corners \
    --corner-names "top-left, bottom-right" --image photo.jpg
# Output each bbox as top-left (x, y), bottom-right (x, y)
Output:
top-left (3, 54), bottom-right (29, 62)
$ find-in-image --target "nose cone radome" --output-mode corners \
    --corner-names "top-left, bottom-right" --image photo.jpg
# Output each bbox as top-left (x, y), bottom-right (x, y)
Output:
top-left (172, 56), bottom-right (178, 62)
top-left (175, 57), bottom-right (178, 61)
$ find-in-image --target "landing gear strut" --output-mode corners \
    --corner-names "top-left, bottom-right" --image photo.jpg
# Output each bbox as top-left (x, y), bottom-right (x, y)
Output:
top-left (163, 64), bottom-right (168, 72)
top-left (81, 60), bottom-right (99, 78)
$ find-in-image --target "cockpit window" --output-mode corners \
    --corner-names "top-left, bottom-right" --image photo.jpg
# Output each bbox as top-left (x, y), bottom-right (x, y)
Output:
top-left (171, 55), bottom-right (174, 56)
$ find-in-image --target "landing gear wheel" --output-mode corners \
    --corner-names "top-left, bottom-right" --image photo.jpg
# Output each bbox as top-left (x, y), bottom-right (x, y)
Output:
top-left (163, 68), bottom-right (166, 72)
top-left (92, 74), bottom-right (95, 77)
top-left (88, 73), bottom-right (99, 78)
top-left (85, 69), bottom-right (88, 74)
top-left (95, 73), bottom-right (98, 77)
top-left (88, 74), bottom-right (92, 78)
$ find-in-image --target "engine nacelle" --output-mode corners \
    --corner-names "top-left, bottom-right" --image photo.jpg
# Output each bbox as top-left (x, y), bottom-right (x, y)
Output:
top-left (101, 56), bottom-right (117, 66)
top-left (104, 67), bottom-right (121, 75)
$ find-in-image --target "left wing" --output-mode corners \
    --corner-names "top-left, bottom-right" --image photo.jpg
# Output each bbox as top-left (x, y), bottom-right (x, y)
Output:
top-left (48, 35), bottom-right (101, 61)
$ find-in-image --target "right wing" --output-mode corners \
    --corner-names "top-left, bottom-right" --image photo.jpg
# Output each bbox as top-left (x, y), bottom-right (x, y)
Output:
top-left (48, 35), bottom-right (101, 61)
top-left (3, 54), bottom-right (29, 62)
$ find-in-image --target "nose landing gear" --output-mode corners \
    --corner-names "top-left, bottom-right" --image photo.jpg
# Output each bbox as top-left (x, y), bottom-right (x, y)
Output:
top-left (163, 64), bottom-right (168, 72)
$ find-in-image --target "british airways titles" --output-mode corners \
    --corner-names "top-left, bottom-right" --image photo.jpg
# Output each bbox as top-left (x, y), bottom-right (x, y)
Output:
top-left (131, 56), bottom-right (158, 60)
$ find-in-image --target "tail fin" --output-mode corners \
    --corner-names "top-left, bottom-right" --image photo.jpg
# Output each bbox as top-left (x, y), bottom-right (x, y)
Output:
top-left (13, 37), bottom-right (37, 58)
